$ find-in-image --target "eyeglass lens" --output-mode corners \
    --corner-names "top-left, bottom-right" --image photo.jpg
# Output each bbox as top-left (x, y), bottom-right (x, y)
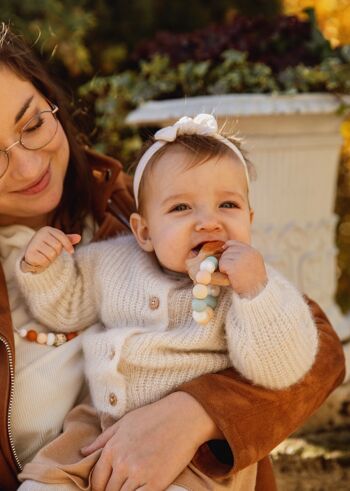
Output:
top-left (0, 110), bottom-right (58, 178)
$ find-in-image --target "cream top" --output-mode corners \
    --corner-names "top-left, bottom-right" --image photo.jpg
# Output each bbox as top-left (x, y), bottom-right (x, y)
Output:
top-left (0, 221), bottom-right (94, 465)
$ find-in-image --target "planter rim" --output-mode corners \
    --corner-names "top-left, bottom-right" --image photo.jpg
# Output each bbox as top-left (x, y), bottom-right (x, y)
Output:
top-left (127, 93), bottom-right (350, 125)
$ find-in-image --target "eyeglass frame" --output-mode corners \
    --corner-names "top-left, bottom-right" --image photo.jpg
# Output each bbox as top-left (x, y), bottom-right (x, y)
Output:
top-left (0, 102), bottom-right (59, 179)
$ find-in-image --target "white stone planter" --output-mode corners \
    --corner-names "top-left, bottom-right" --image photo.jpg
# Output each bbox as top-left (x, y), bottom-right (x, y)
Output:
top-left (127, 93), bottom-right (350, 430)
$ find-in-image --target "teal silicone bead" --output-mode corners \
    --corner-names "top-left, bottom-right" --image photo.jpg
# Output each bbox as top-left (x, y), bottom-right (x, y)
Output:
top-left (206, 256), bottom-right (218, 268)
top-left (192, 298), bottom-right (207, 312)
top-left (205, 295), bottom-right (218, 309)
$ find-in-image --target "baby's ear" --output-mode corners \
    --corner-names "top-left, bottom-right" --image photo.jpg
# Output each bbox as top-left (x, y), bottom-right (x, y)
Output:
top-left (130, 213), bottom-right (154, 252)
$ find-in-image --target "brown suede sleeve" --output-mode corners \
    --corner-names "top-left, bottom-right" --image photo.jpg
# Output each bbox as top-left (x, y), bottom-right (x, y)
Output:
top-left (178, 297), bottom-right (346, 479)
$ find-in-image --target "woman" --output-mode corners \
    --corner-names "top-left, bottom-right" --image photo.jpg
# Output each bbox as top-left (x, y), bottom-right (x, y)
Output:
top-left (0, 24), bottom-right (345, 491)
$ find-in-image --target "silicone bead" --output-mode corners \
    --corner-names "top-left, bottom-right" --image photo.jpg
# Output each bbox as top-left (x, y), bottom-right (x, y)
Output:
top-left (195, 270), bottom-right (212, 285)
top-left (199, 259), bottom-right (216, 274)
top-left (193, 310), bottom-right (210, 324)
top-left (206, 256), bottom-right (219, 267)
top-left (192, 298), bottom-right (207, 312)
top-left (37, 332), bottom-right (48, 345)
top-left (66, 332), bottom-right (78, 341)
top-left (47, 333), bottom-right (56, 346)
top-left (207, 285), bottom-right (220, 297)
top-left (26, 330), bottom-right (37, 342)
top-left (193, 284), bottom-right (208, 299)
top-left (18, 328), bottom-right (27, 338)
top-left (205, 295), bottom-right (218, 309)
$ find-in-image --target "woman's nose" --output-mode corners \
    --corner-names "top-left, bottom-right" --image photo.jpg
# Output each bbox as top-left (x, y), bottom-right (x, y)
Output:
top-left (7, 145), bottom-right (42, 179)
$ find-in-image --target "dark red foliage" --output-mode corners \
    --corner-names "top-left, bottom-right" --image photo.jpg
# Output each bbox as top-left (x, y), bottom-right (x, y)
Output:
top-left (132, 15), bottom-right (329, 73)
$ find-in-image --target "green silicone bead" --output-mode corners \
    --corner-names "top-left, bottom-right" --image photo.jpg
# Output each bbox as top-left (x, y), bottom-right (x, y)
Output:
top-left (206, 256), bottom-right (218, 268)
top-left (192, 299), bottom-right (207, 312)
top-left (205, 295), bottom-right (218, 309)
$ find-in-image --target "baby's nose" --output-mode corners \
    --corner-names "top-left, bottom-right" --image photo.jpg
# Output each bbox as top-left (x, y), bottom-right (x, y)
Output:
top-left (194, 215), bottom-right (222, 232)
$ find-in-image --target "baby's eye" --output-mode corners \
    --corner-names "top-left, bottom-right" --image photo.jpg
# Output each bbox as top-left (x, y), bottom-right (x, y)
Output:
top-left (170, 203), bottom-right (190, 212)
top-left (220, 201), bottom-right (239, 209)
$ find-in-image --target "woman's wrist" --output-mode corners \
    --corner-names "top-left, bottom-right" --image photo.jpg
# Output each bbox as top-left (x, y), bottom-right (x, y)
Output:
top-left (169, 391), bottom-right (224, 445)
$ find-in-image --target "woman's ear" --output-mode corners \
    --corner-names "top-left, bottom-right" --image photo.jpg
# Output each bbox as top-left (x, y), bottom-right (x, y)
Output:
top-left (130, 213), bottom-right (154, 252)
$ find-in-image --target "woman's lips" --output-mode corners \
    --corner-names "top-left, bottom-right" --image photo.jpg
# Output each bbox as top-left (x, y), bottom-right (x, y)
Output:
top-left (14, 166), bottom-right (51, 196)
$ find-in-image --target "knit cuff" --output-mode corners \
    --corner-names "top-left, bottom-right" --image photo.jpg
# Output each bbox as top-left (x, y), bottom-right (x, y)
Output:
top-left (15, 251), bottom-right (74, 296)
top-left (227, 266), bottom-right (319, 389)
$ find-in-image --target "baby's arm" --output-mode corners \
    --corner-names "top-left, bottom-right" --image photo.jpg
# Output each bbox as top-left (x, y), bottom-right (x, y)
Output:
top-left (16, 226), bottom-right (101, 332)
top-left (220, 241), bottom-right (318, 389)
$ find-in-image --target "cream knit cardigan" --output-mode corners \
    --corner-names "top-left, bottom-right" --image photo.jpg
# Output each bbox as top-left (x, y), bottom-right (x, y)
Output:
top-left (16, 235), bottom-right (318, 420)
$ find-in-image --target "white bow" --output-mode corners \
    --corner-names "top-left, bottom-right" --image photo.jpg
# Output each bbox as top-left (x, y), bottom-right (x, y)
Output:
top-left (154, 114), bottom-right (218, 142)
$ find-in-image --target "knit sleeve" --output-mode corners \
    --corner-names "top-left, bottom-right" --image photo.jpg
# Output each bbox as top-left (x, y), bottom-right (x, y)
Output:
top-left (15, 242), bottom-right (104, 332)
top-left (224, 265), bottom-right (319, 389)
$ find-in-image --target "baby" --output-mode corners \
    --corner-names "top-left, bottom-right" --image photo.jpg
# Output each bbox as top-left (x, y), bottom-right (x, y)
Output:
top-left (16, 114), bottom-right (318, 491)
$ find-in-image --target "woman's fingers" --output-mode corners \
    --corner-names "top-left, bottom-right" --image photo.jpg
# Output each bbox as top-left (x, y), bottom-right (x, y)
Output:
top-left (81, 424), bottom-right (118, 455)
top-left (91, 461), bottom-right (113, 491)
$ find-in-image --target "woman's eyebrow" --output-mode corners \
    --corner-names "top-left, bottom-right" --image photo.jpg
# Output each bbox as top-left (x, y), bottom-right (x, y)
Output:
top-left (14, 95), bottom-right (34, 123)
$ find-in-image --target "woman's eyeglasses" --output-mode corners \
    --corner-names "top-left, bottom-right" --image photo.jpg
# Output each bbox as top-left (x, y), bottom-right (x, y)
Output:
top-left (0, 104), bottom-right (59, 179)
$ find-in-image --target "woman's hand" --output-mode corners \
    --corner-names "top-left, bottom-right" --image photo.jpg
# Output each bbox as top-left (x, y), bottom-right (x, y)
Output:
top-left (81, 391), bottom-right (221, 491)
top-left (20, 225), bottom-right (81, 273)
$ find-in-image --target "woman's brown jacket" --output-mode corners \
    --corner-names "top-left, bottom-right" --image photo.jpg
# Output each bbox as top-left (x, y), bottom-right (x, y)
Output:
top-left (0, 149), bottom-right (345, 491)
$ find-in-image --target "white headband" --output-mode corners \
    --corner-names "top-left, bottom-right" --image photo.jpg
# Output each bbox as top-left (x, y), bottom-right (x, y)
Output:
top-left (133, 113), bottom-right (250, 208)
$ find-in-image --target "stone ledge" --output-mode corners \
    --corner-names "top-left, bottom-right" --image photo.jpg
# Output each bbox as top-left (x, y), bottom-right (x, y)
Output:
top-left (271, 428), bottom-right (350, 490)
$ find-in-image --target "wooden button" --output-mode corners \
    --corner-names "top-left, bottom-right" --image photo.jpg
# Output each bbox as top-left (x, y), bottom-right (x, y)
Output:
top-left (149, 296), bottom-right (160, 310)
top-left (109, 393), bottom-right (117, 406)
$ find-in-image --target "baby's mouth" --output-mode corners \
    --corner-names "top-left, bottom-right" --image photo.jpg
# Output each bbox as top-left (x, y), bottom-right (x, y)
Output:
top-left (190, 242), bottom-right (207, 257)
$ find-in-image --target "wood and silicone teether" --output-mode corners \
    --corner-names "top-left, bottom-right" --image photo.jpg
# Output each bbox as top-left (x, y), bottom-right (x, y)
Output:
top-left (186, 241), bottom-right (230, 325)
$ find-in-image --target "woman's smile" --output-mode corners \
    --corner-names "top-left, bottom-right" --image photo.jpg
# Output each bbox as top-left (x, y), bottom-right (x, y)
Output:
top-left (13, 163), bottom-right (51, 195)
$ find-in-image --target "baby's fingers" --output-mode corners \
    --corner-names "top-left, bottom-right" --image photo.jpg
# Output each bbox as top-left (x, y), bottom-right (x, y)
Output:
top-left (46, 229), bottom-right (79, 254)
top-left (67, 234), bottom-right (81, 246)
top-left (24, 248), bottom-right (55, 270)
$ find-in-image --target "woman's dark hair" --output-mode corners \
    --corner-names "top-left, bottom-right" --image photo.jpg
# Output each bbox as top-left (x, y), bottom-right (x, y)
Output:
top-left (0, 23), bottom-right (96, 233)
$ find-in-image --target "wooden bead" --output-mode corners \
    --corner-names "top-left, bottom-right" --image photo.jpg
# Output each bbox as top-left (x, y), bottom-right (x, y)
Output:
top-left (54, 333), bottom-right (67, 347)
top-left (26, 330), bottom-right (38, 342)
top-left (206, 307), bottom-right (214, 320)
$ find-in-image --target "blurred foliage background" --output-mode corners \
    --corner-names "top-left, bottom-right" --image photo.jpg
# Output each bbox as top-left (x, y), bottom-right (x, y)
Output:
top-left (1, 0), bottom-right (350, 310)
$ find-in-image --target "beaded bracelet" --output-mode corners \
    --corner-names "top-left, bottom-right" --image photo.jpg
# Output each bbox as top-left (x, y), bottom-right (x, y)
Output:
top-left (16, 327), bottom-right (79, 347)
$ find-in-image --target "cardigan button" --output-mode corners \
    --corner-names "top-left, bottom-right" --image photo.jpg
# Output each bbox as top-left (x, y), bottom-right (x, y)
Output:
top-left (109, 392), bottom-right (118, 406)
top-left (149, 296), bottom-right (160, 310)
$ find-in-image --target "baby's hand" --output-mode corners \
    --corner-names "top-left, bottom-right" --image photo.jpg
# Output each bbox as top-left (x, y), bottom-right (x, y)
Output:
top-left (20, 226), bottom-right (81, 273)
top-left (219, 240), bottom-right (267, 298)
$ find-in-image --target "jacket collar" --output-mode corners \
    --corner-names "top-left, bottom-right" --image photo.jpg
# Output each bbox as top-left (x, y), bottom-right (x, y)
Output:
top-left (84, 147), bottom-right (123, 220)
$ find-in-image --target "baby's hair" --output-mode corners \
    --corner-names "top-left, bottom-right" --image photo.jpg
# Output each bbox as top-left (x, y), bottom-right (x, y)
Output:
top-left (129, 132), bottom-right (256, 213)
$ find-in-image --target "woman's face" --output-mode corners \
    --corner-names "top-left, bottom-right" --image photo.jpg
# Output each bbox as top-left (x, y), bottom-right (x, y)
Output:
top-left (0, 66), bottom-right (69, 228)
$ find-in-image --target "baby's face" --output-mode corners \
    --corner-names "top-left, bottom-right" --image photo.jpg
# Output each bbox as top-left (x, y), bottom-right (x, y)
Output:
top-left (131, 146), bottom-right (253, 273)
